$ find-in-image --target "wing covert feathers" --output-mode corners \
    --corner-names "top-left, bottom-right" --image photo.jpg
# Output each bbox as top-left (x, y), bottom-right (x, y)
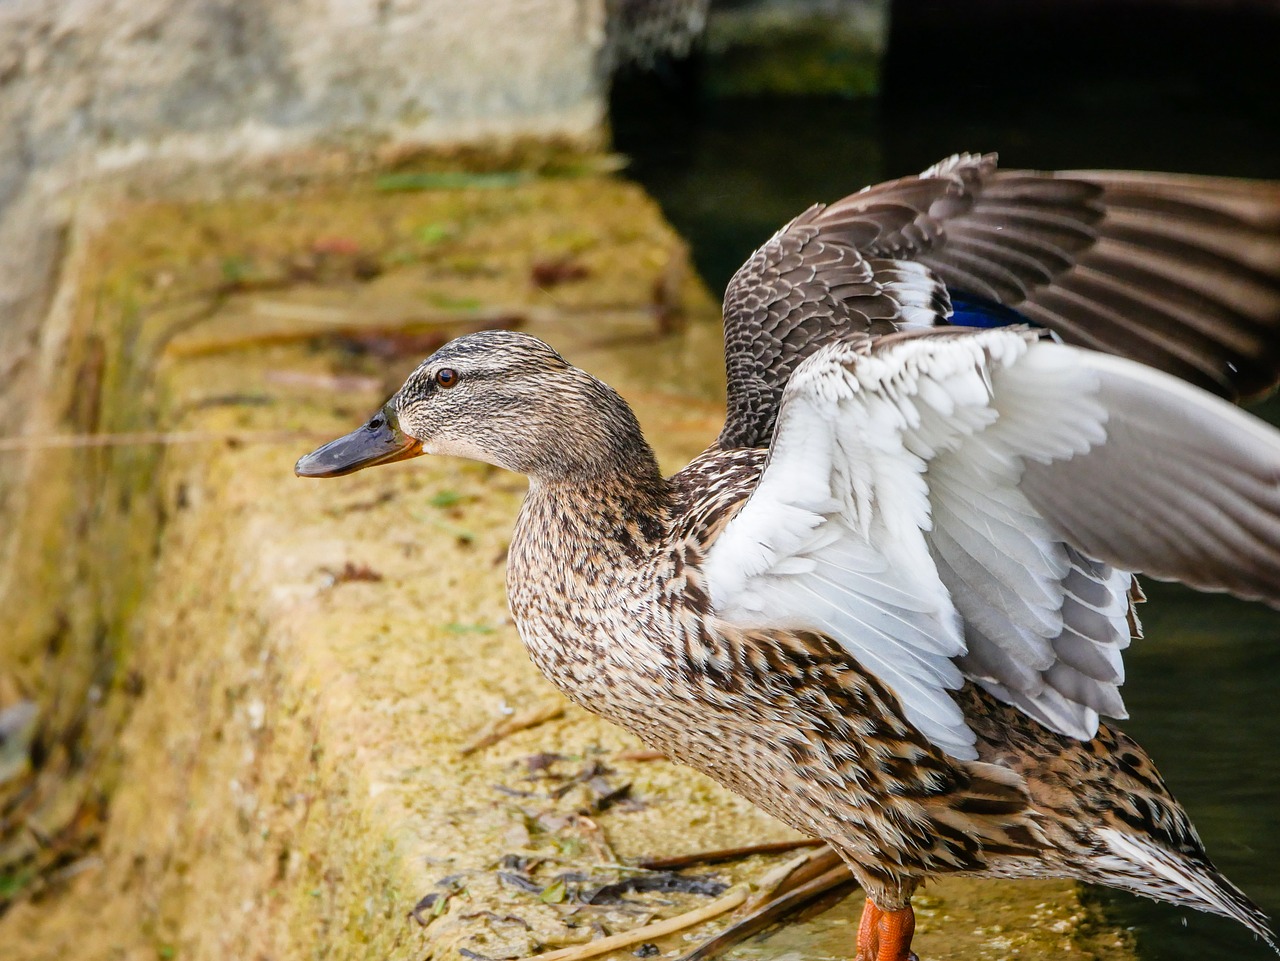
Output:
top-left (705, 326), bottom-right (1280, 758)
top-left (719, 152), bottom-right (1280, 449)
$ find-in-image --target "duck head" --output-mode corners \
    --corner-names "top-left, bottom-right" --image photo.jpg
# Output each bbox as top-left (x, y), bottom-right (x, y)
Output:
top-left (294, 329), bottom-right (653, 483)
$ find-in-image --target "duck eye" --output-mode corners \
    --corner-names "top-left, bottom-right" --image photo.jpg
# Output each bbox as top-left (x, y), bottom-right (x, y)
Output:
top-left (434, 367), bottom-right (459, 389)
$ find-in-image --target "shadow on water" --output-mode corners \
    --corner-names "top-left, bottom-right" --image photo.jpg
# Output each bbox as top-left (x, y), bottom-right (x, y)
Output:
top-left (613, 2), bottom-right (1280, 958)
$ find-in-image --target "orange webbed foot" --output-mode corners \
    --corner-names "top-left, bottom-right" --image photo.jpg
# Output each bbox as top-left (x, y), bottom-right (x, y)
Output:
top-left (856, 897), bottom-right (918, 961)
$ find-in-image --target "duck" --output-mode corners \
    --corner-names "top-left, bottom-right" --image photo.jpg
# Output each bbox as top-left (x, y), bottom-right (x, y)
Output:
top-left (296, 153), bottom-right (1280, 961)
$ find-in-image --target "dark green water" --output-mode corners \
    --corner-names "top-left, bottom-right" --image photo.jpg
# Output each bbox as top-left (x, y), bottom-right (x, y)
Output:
top-left (612, 4), bottom-right (1280, 957)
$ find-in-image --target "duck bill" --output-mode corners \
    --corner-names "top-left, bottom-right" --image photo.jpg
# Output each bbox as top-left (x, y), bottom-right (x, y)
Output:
top-left (294, 406), bottom-right (423, 478)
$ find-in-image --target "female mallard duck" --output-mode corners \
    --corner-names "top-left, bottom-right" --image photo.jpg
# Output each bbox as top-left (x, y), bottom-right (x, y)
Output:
top-left (298, 154), bottom-right (1280, 960)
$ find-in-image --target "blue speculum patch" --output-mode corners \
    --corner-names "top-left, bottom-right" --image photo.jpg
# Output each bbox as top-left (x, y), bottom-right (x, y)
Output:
top-left (947, 290), bottom-right (1037, 329)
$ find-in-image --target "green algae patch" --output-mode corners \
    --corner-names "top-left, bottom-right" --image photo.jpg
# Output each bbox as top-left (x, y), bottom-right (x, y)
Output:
top-left (0, 171), bottom-right (1133, 961)
top-left (704, 10), bottom-right (885, 99)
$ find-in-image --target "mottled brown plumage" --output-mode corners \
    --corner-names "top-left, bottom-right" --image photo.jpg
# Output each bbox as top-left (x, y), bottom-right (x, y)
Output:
top-left (297, 156), bottom-right (1280, 959)
top-left (505, 413), bottom-right (1267, 934)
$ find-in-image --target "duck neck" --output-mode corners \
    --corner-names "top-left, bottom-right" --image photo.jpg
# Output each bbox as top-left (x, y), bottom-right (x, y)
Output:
top-left (509, 443), bottom-right (670, 709)
top-left (513, 375), bottom-right (671, 556)
top-left (524, 442), bottom-right (670, 559)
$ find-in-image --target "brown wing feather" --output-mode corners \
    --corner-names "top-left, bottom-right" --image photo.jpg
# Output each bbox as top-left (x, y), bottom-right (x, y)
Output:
top-left (719, 153), bottom-right (1280, 448)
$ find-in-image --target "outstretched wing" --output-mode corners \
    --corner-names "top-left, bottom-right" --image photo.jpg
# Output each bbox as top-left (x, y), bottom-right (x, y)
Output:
top-left (703, 327), bottom-right (1280, 759)
top-left (719, 153), bottom-right (1280, 449)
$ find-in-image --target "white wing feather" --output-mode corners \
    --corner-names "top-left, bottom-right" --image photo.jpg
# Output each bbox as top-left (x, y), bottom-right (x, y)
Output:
top-left (704, 328), bottom-right (1280, 759)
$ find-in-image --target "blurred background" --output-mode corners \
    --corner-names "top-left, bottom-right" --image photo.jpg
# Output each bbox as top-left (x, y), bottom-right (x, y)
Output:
top-left (0, 1), bottom-right (1277, 959)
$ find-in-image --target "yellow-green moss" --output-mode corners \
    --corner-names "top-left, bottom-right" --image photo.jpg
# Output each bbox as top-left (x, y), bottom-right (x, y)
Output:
top-left (705, 16), bottom-right (884, 99)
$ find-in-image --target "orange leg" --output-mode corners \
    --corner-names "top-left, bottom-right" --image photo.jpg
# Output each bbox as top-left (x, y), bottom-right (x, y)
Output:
top-left (855, 898), bottom-right (918, 961)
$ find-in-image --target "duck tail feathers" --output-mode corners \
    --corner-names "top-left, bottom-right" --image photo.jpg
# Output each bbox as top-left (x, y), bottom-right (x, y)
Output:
top-left (1097, 827), bottom-right (1277, 953)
